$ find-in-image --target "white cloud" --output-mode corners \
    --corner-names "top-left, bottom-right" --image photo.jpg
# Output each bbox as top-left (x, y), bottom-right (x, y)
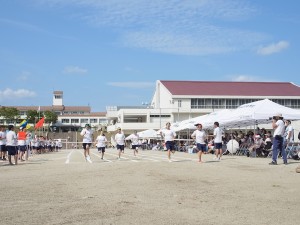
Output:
top-left (257, 41), bottom-right (289, 55)
top-left (17, 71), bottom-right (31, 81)
top-left (229, 75), bottom-right (276, 82)
top-left (33, 0), bottom-right (267, 55)
top-left (0, 18), bottom-right (76, 40)
top-left (0, 88), bottom-right (36, 100)
top-left (63, 66), bottom-right (88, 74)
top-left (107, 82), bottom-right (154, 89)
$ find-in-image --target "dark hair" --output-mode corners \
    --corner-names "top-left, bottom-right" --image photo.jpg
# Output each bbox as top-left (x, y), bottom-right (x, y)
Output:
top-left (8, 125), bottom-right (14, 130)
top-left (214, 122), bottom-right (219, 127)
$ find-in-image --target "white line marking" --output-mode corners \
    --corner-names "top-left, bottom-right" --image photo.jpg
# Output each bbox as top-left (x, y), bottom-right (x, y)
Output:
top-left (65, 150), bottom-right (74, 164)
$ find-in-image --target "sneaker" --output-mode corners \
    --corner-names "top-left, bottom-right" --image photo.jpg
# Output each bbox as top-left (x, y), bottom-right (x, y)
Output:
top-left (168, 159), bottom-right (172, 162)
top-left (101, 157), bottom-right (103, 160)
top-left (283, 161), bottom-right (288, 165)
top-left (269, 161), bottom-right (277, 165)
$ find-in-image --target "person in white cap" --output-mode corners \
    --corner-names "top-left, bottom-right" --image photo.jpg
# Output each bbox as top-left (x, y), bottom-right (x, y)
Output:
top-left (80, 124), bottom-right (93, 163)
top-left (269, 113), bottom-right (287, 165)
top-left (191, 123), bottom-right (207, 163)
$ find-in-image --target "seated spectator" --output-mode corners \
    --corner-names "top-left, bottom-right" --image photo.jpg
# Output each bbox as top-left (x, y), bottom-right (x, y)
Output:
top-left (247, 134), bottom-right (264, 157)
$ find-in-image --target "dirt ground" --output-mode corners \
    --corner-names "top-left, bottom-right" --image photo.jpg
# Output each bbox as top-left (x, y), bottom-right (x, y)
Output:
top-left (0, 148), bottom-right (299, 225)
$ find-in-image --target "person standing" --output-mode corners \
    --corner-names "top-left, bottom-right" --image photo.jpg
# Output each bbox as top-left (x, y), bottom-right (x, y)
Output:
top-left (80, 124), bottom-right (94, 163)
top-left (95, 131), bottom-right (108, 160)
top-left (269, 113), bottom-right (287, 165)
top-left (0, 125), bottom-right (7, 160)
top-left (17, 127), bottom-right (27, 161)
top-left (213, 122), bottom-right (223, 161)
top-left (129, 130), bottom-right (140, 157)
top-left (191, 123), bottom-right (207, 163)
top-left (160, 122), bottom-right (177, 162)
top-left (284, 120), bottom-right (294, 146)
top-left (115, 128), bottom-right (125, 160)
top-left (6, 125), bottom-right (18, 165)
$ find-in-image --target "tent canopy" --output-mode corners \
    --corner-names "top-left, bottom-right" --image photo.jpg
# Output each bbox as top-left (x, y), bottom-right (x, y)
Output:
top-left (218, 99), bottom-right (300, 129)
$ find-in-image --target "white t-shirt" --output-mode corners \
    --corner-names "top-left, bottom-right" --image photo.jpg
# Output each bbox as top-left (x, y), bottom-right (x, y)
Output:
top-left (115, 133), bottom-right (125, 145)
top-left (284, 125), bottom-right (294, 142)
top-left (6, 130), bottom-right (17, 146)
top-left (80, 128), bottom-right (94, 143)
top-left (274, 120), bottom-right (285, 136)
top-left (130, 134), bottom-right (139, 145)
top-left (191, 129), bottom-right (206, 144)
top-left (96, 135), bottom-right (107, 148)
top-left (0, 131), bottom-right (6, 145)
top-left (161, 129), bottom-right (176, 142)
top-left (213, 127), bottom-right (223, 143)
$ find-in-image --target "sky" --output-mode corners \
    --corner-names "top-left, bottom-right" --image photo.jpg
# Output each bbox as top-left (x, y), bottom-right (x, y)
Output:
top-left (1, 0), bottom-right (300, 112)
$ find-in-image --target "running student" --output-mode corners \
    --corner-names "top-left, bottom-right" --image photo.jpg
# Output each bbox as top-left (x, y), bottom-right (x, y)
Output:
top-left (129, 130), bottom-right (139, 157)
top-left (160, 122), bottom-right (176, 162)
top-left (95, 131), bottom-right (108, 160)
top-left (191, 123), bottom-right (207, 163)
top-left (80, 124), bottom-right (94, 163)
top-left (115, 128), bottom-right (125, 160)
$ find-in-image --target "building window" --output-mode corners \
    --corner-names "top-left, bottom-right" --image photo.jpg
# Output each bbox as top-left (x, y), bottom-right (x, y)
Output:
top-left (178, 100), bottom-right (182, 108)
top-left (99, 119), bottom-right (108, 124)
top-left (71, 119), bottom-right (79, 123)
top-left (80, 119), bottom-right (88, 123)
top-left (55, 95), bottom-right (62, 99)
top-left (90, 119), bottom-right (97, 123)
top-left (62, 119), bottom-right (70, 123)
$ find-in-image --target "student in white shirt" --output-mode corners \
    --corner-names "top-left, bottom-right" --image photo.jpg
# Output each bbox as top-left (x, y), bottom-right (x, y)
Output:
top-left (0, 125), bottom-right (7, 160)
top-left (115, 127), bottom-right (125, 160)
top-left (95, 131), bottom-right (108, 160)
top-left (80, 124), bottom-right (94, 163)
top-left (129, 130), bottom-right (140, 157)
top-left (160, 122), bottom-right (176, 162)
top-left (213, 122), bottom-right (223, 161)
top-left (6, 125), bottom-right (18, 165)
top-left (191, 123), bottom-right (207, 163)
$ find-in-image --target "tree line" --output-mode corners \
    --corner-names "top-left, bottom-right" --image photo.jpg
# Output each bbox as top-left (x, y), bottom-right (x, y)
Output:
top-left (0, 107), bottom-right (58, 128)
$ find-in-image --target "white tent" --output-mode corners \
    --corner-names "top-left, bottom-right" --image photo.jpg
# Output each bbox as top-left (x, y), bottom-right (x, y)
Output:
top-left (172, 109), bottom-right (232, 131)
top-left (219, 99), bottom-right (300, 129)
top-left (137, 129), bottom-right (161, 139)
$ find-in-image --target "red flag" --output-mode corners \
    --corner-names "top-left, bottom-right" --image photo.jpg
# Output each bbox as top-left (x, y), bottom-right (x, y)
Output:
top-left (35, 117), bottom-right (45, 129)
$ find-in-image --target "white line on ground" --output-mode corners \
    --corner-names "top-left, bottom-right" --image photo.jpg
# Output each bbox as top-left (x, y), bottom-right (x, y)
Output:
top-left (91, 152), bottom-right (113, 163)
top-left (65, 150), bottom-right (74, 164)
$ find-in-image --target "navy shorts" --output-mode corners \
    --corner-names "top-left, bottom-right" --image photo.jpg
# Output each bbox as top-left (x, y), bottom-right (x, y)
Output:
top-left (214, 142), bottom-right (222, 149)
top-left (117, 144), bottom-right (125, 151)
top-left (165, 141), bottom-right (175, 151)
top-left (97, 147), bottom-right (105, 153)
top-left (0, 145), bottom-right (6, 152)
top-left (82, 143), bottom-right (92, 150)
top-left (7, 146), bottom-right (18, 156)
top-left (196, 143), bottom-right (207, 152)
top-left (18, 145), bottom-right (26, 152)
top-left (131, 145), bottom-right (139, 149)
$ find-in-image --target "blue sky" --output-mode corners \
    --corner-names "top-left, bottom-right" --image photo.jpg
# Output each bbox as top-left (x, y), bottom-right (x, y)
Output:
top-left (1, 0), bottom-right (300, 112)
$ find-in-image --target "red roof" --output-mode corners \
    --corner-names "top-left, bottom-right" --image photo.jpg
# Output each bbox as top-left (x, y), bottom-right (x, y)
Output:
top-left (160, 81), bottom-right (300, 96)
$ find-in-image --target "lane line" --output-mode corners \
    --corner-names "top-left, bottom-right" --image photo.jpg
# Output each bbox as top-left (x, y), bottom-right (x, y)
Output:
top-left (65, 150), bottom-right (74, 164)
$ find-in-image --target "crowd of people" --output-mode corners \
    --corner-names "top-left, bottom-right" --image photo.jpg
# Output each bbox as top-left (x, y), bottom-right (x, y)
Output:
top-left (0, 125), bottom-right (63, 165)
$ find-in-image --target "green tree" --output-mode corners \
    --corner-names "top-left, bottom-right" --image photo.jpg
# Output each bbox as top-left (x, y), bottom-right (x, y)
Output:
top-left (26, 110), bottom-right (39, 123)
top-left (44, 111), bottom-right (58, 125)
top-left (0, 107), bottom-right (20, 124)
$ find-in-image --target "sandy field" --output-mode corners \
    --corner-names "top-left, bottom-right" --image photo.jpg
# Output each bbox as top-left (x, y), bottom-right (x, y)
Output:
top-left (0, 148), bottom-right (299, 225)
